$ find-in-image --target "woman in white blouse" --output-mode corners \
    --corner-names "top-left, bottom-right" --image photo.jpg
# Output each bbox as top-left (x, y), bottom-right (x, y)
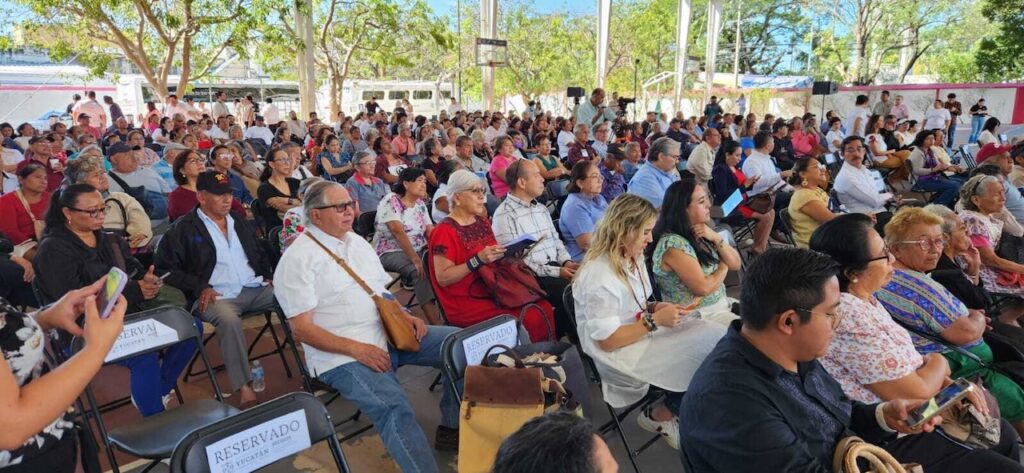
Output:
top-left (572, 194), bottom-right (726, 450)
top-left (825, 117), bottom-right (845, 154)
top-left (978, 117), bottom-right (1002, 147)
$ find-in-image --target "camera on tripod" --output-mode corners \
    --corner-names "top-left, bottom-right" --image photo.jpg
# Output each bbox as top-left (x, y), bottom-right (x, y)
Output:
top-left (616, 97), bottom-right (636, 116)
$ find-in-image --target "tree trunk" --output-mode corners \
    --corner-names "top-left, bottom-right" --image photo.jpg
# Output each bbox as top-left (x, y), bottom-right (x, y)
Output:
top-left (329, 72), bottom-right (343, 118)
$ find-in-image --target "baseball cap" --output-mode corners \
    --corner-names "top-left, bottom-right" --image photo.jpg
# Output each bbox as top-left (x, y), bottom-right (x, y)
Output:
top-left (975, 143), bottom-right (1012, 164)
top-left (196, 170), bottom-right (234, 195)
top-left (105, 142), bottom-right (133, 158)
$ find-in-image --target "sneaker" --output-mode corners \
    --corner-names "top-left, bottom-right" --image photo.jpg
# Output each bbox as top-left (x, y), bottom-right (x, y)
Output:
top-left (637, 408), bottom-right (679, 450)
top-left (162, 394), bottom-right (172, 408)
top-left (434, 425), bottom-right (459, 452)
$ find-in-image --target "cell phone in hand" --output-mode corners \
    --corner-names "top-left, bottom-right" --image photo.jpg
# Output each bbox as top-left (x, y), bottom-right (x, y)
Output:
top-left (906, 378), bottom-right (973, 428)
top-left (96, 267), bottom-right (129, 319)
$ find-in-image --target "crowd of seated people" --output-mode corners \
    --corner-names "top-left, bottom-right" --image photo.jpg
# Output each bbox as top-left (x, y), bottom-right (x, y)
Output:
top-left (9, 85), bottom-right (1024, 473)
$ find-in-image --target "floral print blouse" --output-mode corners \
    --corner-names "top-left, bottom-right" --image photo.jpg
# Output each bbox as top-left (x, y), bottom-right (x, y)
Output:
top-left (651, 233), bottom-right (725, 309)
top-left (373, 192), bottom-right (432, 255)
top-left (819, 293), bottom-right (923, 404)
top-left (0, 298), bottom-right (75, 467)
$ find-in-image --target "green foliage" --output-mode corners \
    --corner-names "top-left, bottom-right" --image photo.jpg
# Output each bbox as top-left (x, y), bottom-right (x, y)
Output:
top-left (976, 0), bottom-right (1024, 80)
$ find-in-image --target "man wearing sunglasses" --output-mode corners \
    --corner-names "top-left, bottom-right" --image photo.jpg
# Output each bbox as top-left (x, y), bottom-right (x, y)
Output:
top-left (275, 180), bottom-right (462, 470)
top-left (156, 170), bottom-right (276, 407)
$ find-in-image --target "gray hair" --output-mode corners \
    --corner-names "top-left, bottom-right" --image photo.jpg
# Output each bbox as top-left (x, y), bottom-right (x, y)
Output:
top-left (353, 150), bottom-right (373, 165)
top-left (302, 180), bottom-right (343, 216)
top-left (625, 142), bottom-right (641, 154)
top-left (228, 124), bottom-right (244, 137)
top-left (470, 129), bottom-right (486, 142)
top-left (648, 136), bottom-right (680, 162)
top-left (574, 123), bottom-right (589, 134)
top-left (64, 155), bottom-right (105, 184)
top-left (446, 169), bottom-right (482, 207)
top-left (297, 176), bottom-right (324, 197)
top-left (959, 174), bottom-right (1002, 211)
top-left (923, 204), bottom-right (959, 234)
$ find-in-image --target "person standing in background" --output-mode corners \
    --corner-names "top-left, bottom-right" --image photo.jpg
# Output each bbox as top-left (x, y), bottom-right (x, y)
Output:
top-left (104, 96), bottom-right (124, 124)
top-left (737, 94), bottom-right (747, 117)
top-left (211, 91), bottom-right (230, 120)
top-left (890, 95), bottom-right (910, 121)
top-left (872, 90), bottom-right (892, 117)
top-left (944, 93), bottom-right (962, 148)
top-left (969, 98), bottom-right (989, 144)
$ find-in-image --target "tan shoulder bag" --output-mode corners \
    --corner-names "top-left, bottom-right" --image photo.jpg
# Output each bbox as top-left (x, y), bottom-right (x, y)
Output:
top-left (305, 232), bottom-right (420, 352)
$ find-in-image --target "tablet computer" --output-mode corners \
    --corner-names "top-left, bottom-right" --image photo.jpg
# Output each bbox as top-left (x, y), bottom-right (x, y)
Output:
top-left (721, 188), bottom-right (744, 216)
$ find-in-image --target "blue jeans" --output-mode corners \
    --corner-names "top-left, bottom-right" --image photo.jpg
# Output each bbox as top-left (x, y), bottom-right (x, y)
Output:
top-left (318, 326), bottom-right (459, 473)
top-left (947, 122), bottom-right (957, 148)
top-left (916, 177), bottom-right (962, 207)
top-left (970, 116), bottom-right (986, 144)
top-left (117, 317), bottom-right (201, 416)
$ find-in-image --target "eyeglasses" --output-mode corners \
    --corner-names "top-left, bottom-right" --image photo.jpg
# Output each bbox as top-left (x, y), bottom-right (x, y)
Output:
top-left (863, 246), bottom-right (893, 263)
top-left (186, 158), bottom-right (205, 165)
top-left (215, 154), bottom-right (234, 160)
top-left (586, 173), bottom-right (604, 181)
top-left (68, 207), bottom-right (107, 218)
top-left (462, 187), bottom-right (486, 196)
top-left (795, 307), bottom-right (843, 329)
top-left (273, 158), bottom-right (294, 164)
top-left (314, 201), bottom-right (355, 213)
top-left (896, 237), bottom-right (947, 251)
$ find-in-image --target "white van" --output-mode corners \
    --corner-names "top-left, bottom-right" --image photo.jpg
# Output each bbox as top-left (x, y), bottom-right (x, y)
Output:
top-left (116, 75), bottom-right (301, 124)
top-left (333, 80), bottom-right (454, 118)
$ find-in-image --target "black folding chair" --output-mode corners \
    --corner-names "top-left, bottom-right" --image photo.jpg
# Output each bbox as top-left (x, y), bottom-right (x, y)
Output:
top-left (905, 160), bottom-right (937, 203)
top-left (183, 309), bottom-right (294, 382)
top-left (776, 208), bottom-right (798, 246)
top-left (273, 299), bottom-right (373, 441)
top-left (439, 314), bottom-right (532, 405)
top-left (169, 392), bottom-right (351, 473)
top-left (353, 210), bottom-right (377, 240)
top-left (71, 306), bottom-right (238, 473)
top-left (562, 285), bottom-right (663, 473)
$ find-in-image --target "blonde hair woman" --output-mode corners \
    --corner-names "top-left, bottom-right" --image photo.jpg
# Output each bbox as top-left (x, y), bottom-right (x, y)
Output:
top-left (572, 194), bottom-right (727, 449)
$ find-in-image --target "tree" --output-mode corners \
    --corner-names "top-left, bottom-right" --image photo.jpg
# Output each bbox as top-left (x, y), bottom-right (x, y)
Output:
top-left (976, 0), bottom-right (1024, 80)
top-left (17, 0), bottom-right (254, 101)
top-left (257, 0), bottom-right (453, 116)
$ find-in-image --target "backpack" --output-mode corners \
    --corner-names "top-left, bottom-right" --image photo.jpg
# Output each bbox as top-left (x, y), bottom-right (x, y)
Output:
top-left (470, 258), bottom-right (546, 308)
top-left (108, 172), bottom-right (168, 220)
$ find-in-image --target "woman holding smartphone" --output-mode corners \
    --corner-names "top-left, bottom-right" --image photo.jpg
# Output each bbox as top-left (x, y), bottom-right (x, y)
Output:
top-left (0, 279), bottom-right (126, 472)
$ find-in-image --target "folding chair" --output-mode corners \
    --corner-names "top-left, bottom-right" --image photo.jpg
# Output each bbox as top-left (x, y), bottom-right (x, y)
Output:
top-left (353, 210), bottom-right (377, 240)
top-left (273, 299), bottom-right (374, 441)
top-left (169, 392), bottom-right (351, 473)
top-left (72, 306), bottom-right (238, 473)
top-left (776, 208), bottom-right (797, 246)
top-left (439, 315), bottom-right (532, 405)
top-left (562, 285), bottom-right (664, 473)
top-left (183, 308), bottom-right (294, 382)
top-left (905, 160), bottom-right (936, 203)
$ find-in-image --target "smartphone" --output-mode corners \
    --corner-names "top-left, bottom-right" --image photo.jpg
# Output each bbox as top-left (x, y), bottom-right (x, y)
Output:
top-left (683, 297), bottom-right (703, 311)
top-left (907, 378), bottom-right (974, 428)
top-left (96, 267), bottom-right (129, 319)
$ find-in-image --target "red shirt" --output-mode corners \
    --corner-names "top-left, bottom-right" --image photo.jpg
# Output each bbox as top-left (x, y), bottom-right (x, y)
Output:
top-left (428, 216), bottom-right (554, 341)
top-left (17, 156), bottom-right (65, 192)
top-left (0, 191), bottom-right (50, 244)
top-left (167, 187), bottom-right (245, 222)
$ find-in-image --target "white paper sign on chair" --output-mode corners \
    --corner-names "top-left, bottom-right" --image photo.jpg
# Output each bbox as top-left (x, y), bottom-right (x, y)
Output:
top-left (205, 409), bottom-right (311, 473)
top-left (104, 319), bottom-right (181, 362)
top-left (462, 319), bottom-right (519, 367)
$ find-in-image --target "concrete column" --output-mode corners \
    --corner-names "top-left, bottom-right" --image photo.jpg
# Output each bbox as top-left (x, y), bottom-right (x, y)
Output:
top-left (673, 0), bottom-right (692, 114)
top-left (295, 0), bottom-right (317, 118)
top-left (596, 0), bottom-right (612, 88)
top-left (704, 0), bottom-right (724, 103)
top-left (480, 0), bottom-right (497, 111)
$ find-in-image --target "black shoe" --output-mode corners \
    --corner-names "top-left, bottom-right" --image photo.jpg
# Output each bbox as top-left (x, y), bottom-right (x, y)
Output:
top-left (435, 425), bottom-right (459, 452)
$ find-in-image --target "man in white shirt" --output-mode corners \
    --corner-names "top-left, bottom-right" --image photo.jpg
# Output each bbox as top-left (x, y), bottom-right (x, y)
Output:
top-left (211, 91), bottom-right (230, 120)
top-left (844, 94), bottom-right (870, 138)
top-left (492, 159), bottom-right (578, 339)
top-left (243, 115), bottom-right (274, 146)
top-left (262, 98), bottom-right (281, 130)
top-left (575, 88), bottom-right (616, 132)
top-left (208, 116), bottom-right (231, 142)
top-left (162, 94), bottom-right (192, 120)
top-left (741, 131), bottom-right (793, 210)
top-left (286, 110), bottom-right (309, 140)
top-left (274, 181), bottom-right (460, 467)
top-left (483, 116), bottom-right (506, 146)
top-left (447, 97), bottom-right (462, 115)
top-left (75, 91), bottom-right (107, 130)
top-left (686, 127), bottom-right (721, 189)
top-left (832, 136), bottom-right (894, 218)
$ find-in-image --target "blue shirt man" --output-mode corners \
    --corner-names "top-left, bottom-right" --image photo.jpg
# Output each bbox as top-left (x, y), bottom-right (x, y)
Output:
top-left (627, 137), bottom-right (681, 209)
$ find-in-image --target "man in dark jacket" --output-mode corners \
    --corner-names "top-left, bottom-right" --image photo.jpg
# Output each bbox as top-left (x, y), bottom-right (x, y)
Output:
top-left (157, 170), bottom-right (274, 406)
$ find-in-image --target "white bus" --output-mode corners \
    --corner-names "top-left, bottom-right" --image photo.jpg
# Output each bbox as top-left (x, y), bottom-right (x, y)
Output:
top-left (332, 80), bottom-right (454, 118)
top-left (116, 75), bottom-right (301, 124)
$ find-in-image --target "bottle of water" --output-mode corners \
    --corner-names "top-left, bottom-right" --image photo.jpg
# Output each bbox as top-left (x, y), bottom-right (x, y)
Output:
top-left (251, 360), bottom-right (265, 393)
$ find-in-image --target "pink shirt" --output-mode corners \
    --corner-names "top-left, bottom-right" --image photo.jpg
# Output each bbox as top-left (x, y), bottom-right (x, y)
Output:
top-left (488, 154), bottom-right (517, 198)
top-left (819, 293), bottom-right (923, 403)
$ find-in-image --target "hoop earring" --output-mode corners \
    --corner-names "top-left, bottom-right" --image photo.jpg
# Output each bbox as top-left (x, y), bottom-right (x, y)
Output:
top-left (801, 179), bottom-right (808, 187)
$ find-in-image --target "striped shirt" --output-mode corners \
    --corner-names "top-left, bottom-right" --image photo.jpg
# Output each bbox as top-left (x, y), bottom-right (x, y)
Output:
top-left (875, 268), bottom-right (980, 354)
top-left (491, 193), bottom-right (571, 278)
